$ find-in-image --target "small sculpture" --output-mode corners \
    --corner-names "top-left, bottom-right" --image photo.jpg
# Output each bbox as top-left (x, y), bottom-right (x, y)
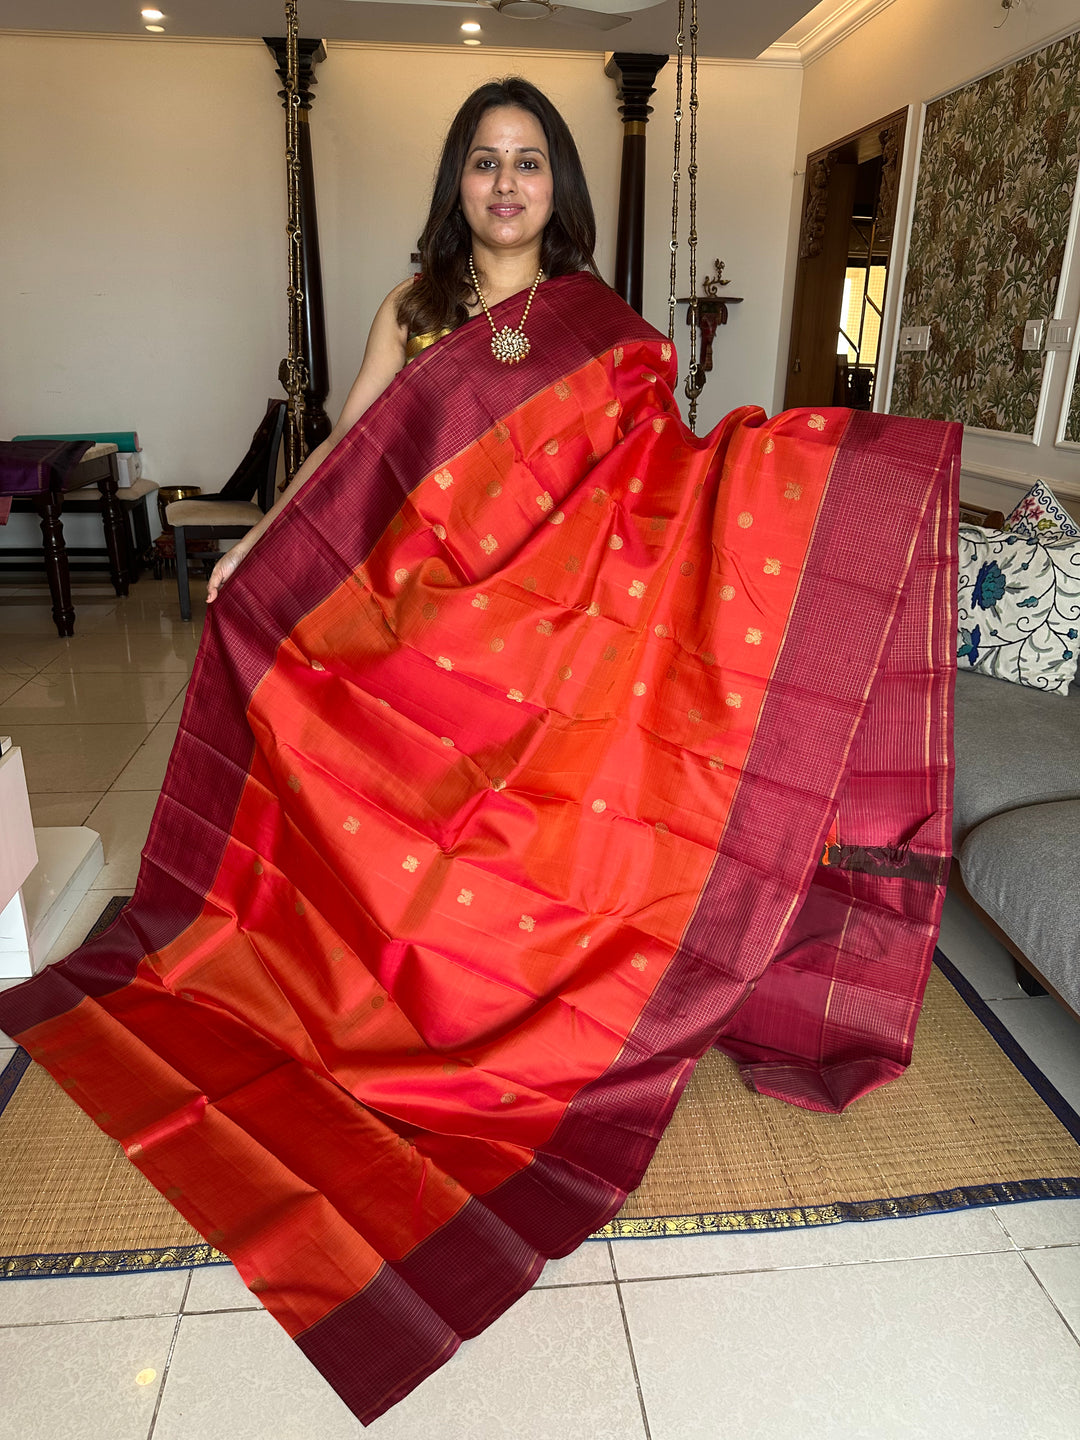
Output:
top-left (679, 260), bottom-right (743, 375)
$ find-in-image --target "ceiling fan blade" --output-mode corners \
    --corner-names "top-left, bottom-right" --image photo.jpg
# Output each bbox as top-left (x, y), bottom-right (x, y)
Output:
top-left (335, 0), bottom-right (662, 12)
top-left (550, 0), bottom-right (665, 11)
top-left (546, 7), bottom-right (633, 30)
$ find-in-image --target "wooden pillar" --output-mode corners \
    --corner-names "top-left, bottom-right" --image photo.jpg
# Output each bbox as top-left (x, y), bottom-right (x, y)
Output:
top-left (263, 37), bottom-right (333, 451)
top-left (605, 52), bottom-right (668, 316)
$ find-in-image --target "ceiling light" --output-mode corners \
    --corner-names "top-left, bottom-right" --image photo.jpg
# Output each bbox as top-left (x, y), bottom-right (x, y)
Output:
top-left (461, 21), bottom-right (481, 31)
top-left (463, 38), bottom-right (482, 45)
top-left (141, 7), bottom-right (164, 17)
top-left (145, 23), bottom-right (165, 32)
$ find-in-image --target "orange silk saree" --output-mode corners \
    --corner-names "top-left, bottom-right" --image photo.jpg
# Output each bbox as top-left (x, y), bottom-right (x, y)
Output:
top-left (0, 274), bottom-right (960, 1423)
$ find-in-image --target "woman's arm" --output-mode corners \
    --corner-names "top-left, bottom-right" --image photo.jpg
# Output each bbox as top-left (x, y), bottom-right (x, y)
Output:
top-left (206, 281), bottom-right (411, 604)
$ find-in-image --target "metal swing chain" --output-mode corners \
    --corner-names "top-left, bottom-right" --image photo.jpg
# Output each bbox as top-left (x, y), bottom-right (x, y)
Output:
top-left (282, 0), bottom-right (309, 484)
top-left (684, 0), bottom-right (702, 432)
top-left (667, 0), bottom-right (685, 344)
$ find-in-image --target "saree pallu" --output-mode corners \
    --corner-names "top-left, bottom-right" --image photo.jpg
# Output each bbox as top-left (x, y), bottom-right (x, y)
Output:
top-left (0, 273), bottom-right (960, 1424)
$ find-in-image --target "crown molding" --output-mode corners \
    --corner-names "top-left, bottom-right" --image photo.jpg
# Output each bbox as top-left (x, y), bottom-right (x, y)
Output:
top-left (758, 0), bottom-right (898, 67)
top-left (0, 30), bottom-right (265, 45)
top-left (1, 29), bottom-right (804, 67)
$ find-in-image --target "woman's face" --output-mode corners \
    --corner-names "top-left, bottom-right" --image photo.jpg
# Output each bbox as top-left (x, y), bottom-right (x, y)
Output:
top-left (459, 106), bottom-right (554, 261)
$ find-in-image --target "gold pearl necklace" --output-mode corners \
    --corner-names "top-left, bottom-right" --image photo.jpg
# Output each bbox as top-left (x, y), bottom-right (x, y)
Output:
top-left (468, 255), bottom-right (544, 365)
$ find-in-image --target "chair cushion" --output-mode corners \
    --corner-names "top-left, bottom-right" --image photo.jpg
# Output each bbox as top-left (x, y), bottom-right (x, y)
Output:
top-left (166, 499), bottom-right (262, 526)
top-left (958, 800), bottom-right (1080, 1007)
top-left (953, 668), bottom-right (1080, 843)
top-left (70, 478), bottom-right (158, 503)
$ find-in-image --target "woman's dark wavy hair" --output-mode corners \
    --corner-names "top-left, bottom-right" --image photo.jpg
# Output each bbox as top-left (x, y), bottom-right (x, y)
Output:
top-left (397, 77), bottom-right (601, 339)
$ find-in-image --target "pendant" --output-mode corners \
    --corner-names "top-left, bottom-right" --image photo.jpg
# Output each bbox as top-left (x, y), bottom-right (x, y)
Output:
top-left (491, 327), bottom-right (531, 365)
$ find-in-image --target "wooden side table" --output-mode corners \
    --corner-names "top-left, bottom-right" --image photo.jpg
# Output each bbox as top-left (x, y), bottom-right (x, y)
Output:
top-left (1, 444), bottom-right (129, 636)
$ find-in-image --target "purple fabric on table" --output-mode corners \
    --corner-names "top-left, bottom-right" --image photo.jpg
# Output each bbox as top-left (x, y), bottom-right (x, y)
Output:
top-left (0, 440), bottom-right (93, 496)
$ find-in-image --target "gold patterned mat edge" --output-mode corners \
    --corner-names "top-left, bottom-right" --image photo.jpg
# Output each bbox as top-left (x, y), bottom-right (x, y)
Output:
top-left (2, 902), bottom-right (1079, 1278)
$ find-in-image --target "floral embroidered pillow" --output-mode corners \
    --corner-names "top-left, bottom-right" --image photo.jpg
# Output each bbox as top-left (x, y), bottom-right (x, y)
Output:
top-left (957, 524), bottom-right (1080, 695)
top-left (1005, 479), bottom-right (1080, 541)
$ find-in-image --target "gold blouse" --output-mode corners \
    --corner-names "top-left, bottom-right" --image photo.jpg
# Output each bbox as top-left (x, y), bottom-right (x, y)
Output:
top-left (405, 328), bottom-right (454, 362)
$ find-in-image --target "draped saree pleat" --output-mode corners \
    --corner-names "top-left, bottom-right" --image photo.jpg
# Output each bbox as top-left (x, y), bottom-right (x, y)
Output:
top-left (0, 273), bottom-right (960, 1424)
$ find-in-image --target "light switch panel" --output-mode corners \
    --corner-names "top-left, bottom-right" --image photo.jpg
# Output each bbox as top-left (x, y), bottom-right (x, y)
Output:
top-left (899, 325), bottom-right (930, 352)
top-left (1022, 319), bottom-right (1045, 351)
top-left (1045, 322), bottom-right (1073, 351)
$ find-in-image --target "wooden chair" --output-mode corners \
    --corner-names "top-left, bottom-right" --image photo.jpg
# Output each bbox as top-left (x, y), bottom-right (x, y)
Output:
top-left (167, 400), bottom-right (287, 621)
top-left (958, 500), bottom-right (1006, 529)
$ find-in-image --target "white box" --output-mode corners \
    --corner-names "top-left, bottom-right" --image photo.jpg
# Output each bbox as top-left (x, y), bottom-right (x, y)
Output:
top-left (113, 452), bottom-right (142, 488)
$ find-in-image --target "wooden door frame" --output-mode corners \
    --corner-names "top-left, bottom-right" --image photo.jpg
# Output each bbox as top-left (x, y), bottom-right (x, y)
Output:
top-left (784, 110), bottom-right (908, 412)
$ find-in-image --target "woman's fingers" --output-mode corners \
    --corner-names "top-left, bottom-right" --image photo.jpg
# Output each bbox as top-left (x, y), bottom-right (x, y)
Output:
top-left (206, 548), bottom-right (244, 604)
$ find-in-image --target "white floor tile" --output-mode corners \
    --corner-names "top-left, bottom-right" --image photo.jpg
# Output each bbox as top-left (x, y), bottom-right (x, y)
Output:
top-left (0, 673), bottom-right (29, 705)
top-left (622, 1251), bottom-right (1080, 1440)
top-left (0, 670), bottom-right (186, 727)
top-left (0, 980), bottom-right (24, 1045)
top-left (153, 1310), bottom-right (362, 1438)
top-left (181, 1242), bottom-right (616, 1320)
top-left (0, 602), bottom-right (117, 637)
top-left (83, 790), bottom-right (159, 891)
top-left (1024, 1246), bottom-right (1080, 1335)
top-left (0, 1315), bottom-right (176, 1440)
top-left (112, 722), bottom-right (179, 791)
top-left (11, 721), bottom-right (153, 793)
top-left (536, 1238), bottom-right (613, 1287)
top-left (366, 1284), bottom-right (645, 1438)
top-left (183, 1263), bottom-right (262, 1314)
top-left (41, 889), bottom-right (122, 966)
top-left (987, 996), bottom-right (1080, 1112)
top-left (610, 1207), bottom-right (1012, 1281)
top-left (0, 646), bottom-right (47, 676)
top-left (156, 1286), bottom-right (646, 1440)
top-left (39, 630), bottom-right (200, 675)
top-left (162, 688), bottom-right (189, 723)
top-left (28, 790), bottom-right (104, 826)
top-left (937, 891), bottom-right (1020, 1000)
top-left (0, 1269), bottom-right (187, 1327)
top-left (996, 1198), bottom-right (1080, 1249)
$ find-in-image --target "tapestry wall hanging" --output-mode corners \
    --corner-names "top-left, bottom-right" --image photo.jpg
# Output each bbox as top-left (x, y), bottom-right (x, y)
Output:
top-left (892, 30), bottom-right (1080, 436)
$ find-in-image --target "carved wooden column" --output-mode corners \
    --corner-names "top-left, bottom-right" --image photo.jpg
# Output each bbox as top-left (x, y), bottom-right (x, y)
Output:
top-left (263, 36), bottom-right (332, 450)
top-left (605, 52), bottom-right (668, 316)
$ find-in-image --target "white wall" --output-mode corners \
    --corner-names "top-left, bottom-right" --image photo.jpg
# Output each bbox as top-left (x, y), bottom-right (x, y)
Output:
top-left (641, 57), bottom-right (804, 433)
top-left (791, 0), bottom-right (1080, 512)
top-left (0, 31), bottom-right (802, 529)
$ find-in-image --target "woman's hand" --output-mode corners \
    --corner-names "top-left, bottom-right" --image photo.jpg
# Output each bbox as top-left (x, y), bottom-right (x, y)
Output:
top-left (206, 542), bottom-right (251, 605)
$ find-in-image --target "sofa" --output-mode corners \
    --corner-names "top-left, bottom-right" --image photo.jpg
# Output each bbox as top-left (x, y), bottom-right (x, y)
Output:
top-left (952, 665), bottom-right (1080, 1018)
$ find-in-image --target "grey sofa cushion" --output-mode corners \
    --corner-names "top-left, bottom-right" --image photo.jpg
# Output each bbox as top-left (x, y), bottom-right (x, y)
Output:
top-left (959, 799), bottom-right (1080, 1009)
top-left (953, 669), bottom-right (1080, 844)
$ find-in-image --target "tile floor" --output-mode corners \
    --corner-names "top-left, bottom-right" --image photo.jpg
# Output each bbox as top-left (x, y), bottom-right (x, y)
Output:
top-left (1, 575), bottom-right (1079, 1439)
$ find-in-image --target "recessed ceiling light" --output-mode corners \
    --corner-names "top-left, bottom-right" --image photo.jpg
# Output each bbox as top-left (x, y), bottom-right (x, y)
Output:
top-left (145, 23), bottom-right (165, 32)
top-left (463, 38), bottom-right (482, 45)
top-left (461, 21), bottom-right (481, 31)
top-left (141, 7), bottom-right (164, 17)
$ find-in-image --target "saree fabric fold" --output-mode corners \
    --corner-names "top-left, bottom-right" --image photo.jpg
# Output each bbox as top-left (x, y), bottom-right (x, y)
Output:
top-left (0, 274), bottom-right (960, 1424)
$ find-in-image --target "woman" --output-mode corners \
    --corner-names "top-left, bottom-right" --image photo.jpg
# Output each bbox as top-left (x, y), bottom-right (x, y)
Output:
top-left (0, 77), bottom-right (959, 1430)
top-left (207, 76), bottom-right (601, 605)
